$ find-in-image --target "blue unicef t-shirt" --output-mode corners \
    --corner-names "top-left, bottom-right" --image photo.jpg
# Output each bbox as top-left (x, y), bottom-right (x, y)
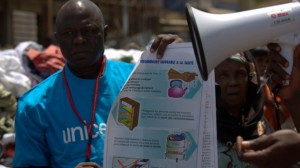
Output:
top-left (13, 60), bottom-right (134, 168)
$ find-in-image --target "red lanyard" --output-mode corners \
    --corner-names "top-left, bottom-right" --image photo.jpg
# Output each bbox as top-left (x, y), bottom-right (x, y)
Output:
top-left (62, 56), bottom-right (106, 162)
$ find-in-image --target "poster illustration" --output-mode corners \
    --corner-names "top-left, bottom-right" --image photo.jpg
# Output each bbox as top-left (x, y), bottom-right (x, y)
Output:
top-left (104, 43), bottom-right (217, 168)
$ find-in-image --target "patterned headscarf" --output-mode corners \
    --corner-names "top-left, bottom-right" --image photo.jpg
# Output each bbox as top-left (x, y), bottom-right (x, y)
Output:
top-left (228, 53), bottom-right (258, 85)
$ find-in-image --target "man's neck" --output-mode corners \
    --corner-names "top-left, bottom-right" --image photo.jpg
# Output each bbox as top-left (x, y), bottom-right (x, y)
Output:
top-left (67, 63), bottom-right (101, 79)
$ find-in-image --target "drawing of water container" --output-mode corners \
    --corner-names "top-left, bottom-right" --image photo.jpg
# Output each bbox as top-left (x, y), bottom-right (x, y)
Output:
top-left (165, 133), bottom-right (190, 162)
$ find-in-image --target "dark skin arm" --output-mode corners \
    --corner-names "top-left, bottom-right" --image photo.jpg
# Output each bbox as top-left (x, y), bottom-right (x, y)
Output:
top-left (75, 162), bottom-right (101, 168)
top-left (266, 43), bottom-right (300, 131)
top-left (237, 130), bottom-right (300, 168)
top-left (237, 43), bottom-right (300, 167)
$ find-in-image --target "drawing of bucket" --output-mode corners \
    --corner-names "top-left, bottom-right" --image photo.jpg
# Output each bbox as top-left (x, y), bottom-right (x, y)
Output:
top-left (165, 133), bottom-right (190, 162)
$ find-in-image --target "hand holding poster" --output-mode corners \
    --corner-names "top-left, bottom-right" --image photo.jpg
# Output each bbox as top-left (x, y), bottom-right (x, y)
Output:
top-left (104, 42), bottom-right (218, 168)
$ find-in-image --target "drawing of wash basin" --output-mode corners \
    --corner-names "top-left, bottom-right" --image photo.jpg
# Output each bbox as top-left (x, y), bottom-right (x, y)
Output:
top-left (170, 80), bottom-right (182, 88)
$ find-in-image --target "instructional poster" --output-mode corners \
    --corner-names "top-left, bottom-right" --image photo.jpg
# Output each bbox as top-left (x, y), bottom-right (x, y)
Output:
top-left (104, 42), bottom-right (218, 168)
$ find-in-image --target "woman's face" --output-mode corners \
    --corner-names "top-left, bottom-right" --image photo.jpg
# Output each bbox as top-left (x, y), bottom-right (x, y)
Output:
top-left (215, 59), bottom-right (249, 110)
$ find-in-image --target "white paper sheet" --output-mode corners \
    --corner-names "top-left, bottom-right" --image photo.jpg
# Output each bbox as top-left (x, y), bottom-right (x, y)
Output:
top-left (104, 42), bottom-right (218, 168)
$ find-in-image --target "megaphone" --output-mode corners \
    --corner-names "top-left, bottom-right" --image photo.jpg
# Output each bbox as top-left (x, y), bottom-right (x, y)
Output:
top-left (186, 1), bottom-right (300, 81)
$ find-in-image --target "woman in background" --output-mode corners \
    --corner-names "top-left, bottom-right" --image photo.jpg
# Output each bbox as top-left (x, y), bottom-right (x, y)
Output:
top-left (215, 53), bottom-right (272, 168)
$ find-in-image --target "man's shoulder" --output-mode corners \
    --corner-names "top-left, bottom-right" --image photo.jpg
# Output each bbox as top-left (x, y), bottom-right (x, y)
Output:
top-left (19, 70), bottom-right (62, 102)
top-left (106, 60), bottom-right (135, 75)
top-left (107, 59), bottom-right (135, 69)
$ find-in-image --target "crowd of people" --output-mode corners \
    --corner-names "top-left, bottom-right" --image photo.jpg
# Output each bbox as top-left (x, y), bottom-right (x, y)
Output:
top-left (2, 0), bottom-right (300, 167)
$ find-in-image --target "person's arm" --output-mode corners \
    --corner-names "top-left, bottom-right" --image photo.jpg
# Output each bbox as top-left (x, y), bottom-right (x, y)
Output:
top-left (266, 43), bottom-right (300, 131)
top-left (236, 129), bottom-right (300, 168)
top-left (236, 43), bottom-right (300, 167)
top-left (149, 34), bottom-right (184, 59)
top-left (13, 97), bottom-right (49, 167)
top-left (75, 162), bottom-right (101, 168)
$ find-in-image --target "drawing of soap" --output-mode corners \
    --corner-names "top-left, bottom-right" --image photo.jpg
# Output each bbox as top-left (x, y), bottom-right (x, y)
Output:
top-left (168, 68), bottom-right (198, 82)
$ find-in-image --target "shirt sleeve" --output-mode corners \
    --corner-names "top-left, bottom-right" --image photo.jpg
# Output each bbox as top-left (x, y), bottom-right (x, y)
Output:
top-left (13, 96), bottom-right (49, 167)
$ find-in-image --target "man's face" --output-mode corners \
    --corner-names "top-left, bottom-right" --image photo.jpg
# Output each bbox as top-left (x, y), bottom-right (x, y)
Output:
top-left (55, 10), bottom-right (106, 68)
top-left (215, 59), bottom-right (249, 110)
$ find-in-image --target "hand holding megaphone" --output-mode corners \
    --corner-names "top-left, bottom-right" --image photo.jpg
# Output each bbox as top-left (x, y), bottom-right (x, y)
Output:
top-left (266, 43), bottom-right (300, 131)
top-left (267, 43), bottom-right (300, 98)
top-left (276, 33), bottom-right (300, 83)
top-left (186, 1), bottom-right (300, 81)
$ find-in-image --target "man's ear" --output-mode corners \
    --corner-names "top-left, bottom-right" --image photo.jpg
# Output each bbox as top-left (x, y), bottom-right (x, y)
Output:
top-left (104, 25), bottom-right (108, 42)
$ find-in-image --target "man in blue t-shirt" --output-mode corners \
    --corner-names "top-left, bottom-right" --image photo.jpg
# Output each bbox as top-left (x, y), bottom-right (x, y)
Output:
top-left (13, 0), bottom-right (183, 167)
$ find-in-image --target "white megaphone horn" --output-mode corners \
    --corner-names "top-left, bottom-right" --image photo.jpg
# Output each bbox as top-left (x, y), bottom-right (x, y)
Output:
top-left (185, 1), bottom-right (300, 81)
